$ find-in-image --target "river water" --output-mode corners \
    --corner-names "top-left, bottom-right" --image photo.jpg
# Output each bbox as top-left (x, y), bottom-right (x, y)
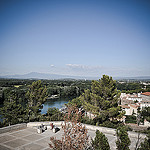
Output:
top-left (41, 97), bottom-right (73, 114)
top-left (0, 97), bottom-right (74, 122)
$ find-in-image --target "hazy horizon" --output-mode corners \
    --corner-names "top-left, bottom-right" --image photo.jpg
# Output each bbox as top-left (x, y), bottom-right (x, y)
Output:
top-left (1, 71), bottom-right (150, 80)
top-left (0, 0), bottom-right (150, 77)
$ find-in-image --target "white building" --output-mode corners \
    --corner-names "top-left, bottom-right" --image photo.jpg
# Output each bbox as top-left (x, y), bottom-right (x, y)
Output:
top-left (128, 95), bottom-right (142, 102)
top-left (140, 92), bottom-right (150, 109)
top-left (120, 104), bottom-right (140, 116)
top-left (121, 105), bottom-right (130, 115)
top-left (140, 100), bottom-right (150, 109)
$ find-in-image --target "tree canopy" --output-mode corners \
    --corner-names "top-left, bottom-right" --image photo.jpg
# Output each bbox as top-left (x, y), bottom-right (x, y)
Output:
top-left (79, 75), bottom-right (123, 122)
top-left (0, 96), bottom-right (26, 125)
top-left (25, 80), bottom-right (47, 121)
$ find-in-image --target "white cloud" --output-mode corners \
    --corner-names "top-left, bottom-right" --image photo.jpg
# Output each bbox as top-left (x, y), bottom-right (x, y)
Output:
top-left (66, 64), bottom-right (102, 69)
top-left (66, 64), bottom-right (84, 68)
top-left (65, 64), bottom-right (104, 76)
top-left (47, 64), bottom-right (150, 77)
top-left (50, 64), bottom-right (55, 67)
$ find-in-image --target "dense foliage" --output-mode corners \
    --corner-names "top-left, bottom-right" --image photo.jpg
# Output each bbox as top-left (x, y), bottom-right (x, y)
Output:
top-left (125, 115), bottom-right (137, 124)
top-left (116, 81), bottom-right (150, 94)
top-left (0, 99), bottom-right (27, 126)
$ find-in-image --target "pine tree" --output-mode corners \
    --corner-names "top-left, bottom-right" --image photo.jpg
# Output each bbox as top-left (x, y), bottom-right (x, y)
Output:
top-left (79, 75), bottom-right (123, 122)
top-left (116, 126), bottom-right (131, 150)
top-left (0, 96), bottom-right (24, 126)
top-left (138, 127), bottom-right (150, 150)
top-left (138, 135), bottom-right (150, 150)
top-left (92, 130), bottom-right (110, 150)
top-left (25, 80), bottom-right (47, 121)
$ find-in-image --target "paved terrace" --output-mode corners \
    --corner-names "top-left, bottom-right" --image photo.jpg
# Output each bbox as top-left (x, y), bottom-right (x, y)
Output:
top-left (0, 122), bottom-right (146, 150)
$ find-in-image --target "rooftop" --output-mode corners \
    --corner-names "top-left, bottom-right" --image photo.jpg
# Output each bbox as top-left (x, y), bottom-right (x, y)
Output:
top-left (120, 105), bottom-right (130, 108)
top-left (141, 92), bottom-right (150, 96)
top-left (130, 104), bottom-right (140, 108)
top-left (0, 122), bottom-right (146, 150)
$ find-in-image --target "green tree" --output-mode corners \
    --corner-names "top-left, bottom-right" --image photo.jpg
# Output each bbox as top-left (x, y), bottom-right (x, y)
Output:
top-left (116, 126), bottom-right (131, 150)
top-left (47, 107), bottom-right (59, 116)
top-left (68, 97), bottom-right (82, 108)
top-left (141, 107), bottom-right (150, 123)
top-left (79, 75), bottom-right (122, 122)
top-left (138, 130), bottom-right (150, 150)
top-left (92, 130), bottom-right (110, 150)
top-left (137, 108), bottom-right (150, 150)
top-left (0, 96), bottom-right (25, 126)
top-left (25, 80), bottom-right (47, 121)
top-left (47, 107), bottom-right (63, 121)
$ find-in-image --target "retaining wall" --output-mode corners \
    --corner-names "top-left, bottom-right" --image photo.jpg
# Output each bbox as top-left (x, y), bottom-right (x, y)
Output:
top-left (0, 123), bottom-right (27, 134)
top-left (27, 121), bottom-right (146, 139)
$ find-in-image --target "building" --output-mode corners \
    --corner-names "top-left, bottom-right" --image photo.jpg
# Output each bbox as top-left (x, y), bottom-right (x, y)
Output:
top-left (140, 92), bottom-right (150, 109)
top-left (140, 100), bottom-right (150, 109)
top-left (120, 104), bottom-right (140, 116)
top-left (128, 95), bottom-right (142, 102)
top-left (120, 93), bottom-right (142, 105)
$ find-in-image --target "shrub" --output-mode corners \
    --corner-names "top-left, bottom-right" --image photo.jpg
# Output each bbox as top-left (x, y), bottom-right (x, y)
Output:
top-left (125, 115), bottom-right (137, 124)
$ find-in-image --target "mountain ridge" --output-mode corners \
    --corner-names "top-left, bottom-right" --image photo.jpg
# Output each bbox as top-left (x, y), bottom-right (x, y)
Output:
top-left (0, 72), bottom-right (98, 80)
top-left (0, 72), bottom-right (150, 80)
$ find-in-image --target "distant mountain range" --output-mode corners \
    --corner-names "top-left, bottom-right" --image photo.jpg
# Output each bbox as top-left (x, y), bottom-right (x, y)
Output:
top-left (0, 72), bottom-right (98, 80)
top-left (0, 72), bottom-right (150, 80)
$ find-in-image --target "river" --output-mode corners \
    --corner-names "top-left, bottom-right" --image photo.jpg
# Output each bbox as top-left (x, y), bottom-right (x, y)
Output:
top-left (41, 96), bottom-right (74, 114)
top-left (0, 97), bottom-right (74, 122)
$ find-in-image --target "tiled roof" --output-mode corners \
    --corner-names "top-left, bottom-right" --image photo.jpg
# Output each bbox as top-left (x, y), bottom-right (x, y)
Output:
top-left (129, 104), bottom-right (140, 108)
top-left (120, 105), bottom-right (130, 108)
top-left (141, 92), bottom-right (150, 96)
top-left (141, 100), bottom-right (150, 103)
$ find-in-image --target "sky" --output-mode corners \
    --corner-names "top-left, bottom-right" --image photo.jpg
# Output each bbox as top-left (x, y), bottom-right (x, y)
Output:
top-left (0, 0), bottom-right (150, 77)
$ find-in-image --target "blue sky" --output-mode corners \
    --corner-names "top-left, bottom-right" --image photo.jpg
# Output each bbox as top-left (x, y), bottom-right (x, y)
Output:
top-left (0, 0), bottom-right (150, 77)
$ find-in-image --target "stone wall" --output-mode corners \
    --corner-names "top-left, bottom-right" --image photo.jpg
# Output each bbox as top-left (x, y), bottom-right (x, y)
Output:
top-left (27, 121), bottom-right (63, 128)
top-left (27, 121), bottom-right (146, 139)
top-left (0, 123), bottom-right (27, 134)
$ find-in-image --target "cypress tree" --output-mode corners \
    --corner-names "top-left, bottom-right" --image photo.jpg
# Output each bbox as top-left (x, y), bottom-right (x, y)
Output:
top-left (116, 126), bottom-right (131, 150)
top-left (92, 130), bottom-right (110, 150)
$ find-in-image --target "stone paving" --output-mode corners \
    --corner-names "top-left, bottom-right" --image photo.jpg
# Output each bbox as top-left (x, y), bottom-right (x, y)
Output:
top-left (0, 126), bottom-right (144, 150)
